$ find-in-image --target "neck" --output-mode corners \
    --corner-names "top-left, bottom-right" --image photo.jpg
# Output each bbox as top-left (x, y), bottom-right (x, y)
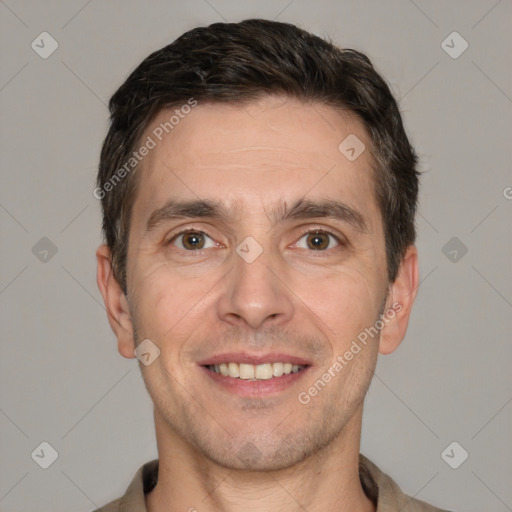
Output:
top-left (146, 407), bottom-right (375, 512)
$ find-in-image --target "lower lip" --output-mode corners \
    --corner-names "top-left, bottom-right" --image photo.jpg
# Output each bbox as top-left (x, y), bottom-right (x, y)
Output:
top-left (199, 365), bottom-right (311, 397)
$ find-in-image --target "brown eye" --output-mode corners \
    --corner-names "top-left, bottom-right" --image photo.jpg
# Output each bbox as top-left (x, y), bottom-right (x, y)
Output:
top-left (170, 230), bottom-right (216, 250)
top-left (296, 230), bottom-right (340, 251)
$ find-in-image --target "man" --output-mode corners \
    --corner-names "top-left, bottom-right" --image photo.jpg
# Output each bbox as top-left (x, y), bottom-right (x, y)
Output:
top-left (94, 19), bottom-right (450, 512)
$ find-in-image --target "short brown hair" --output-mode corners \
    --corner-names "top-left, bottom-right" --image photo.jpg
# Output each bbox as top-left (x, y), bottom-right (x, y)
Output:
top-left (97, 18), bottom-right (419, 294)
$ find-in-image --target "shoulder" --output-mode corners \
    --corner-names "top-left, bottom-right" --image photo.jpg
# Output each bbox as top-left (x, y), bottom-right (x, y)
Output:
top-left (90, 459), bottom-right (158, 512)
top-left (359, 454), bottom-right (453, 512)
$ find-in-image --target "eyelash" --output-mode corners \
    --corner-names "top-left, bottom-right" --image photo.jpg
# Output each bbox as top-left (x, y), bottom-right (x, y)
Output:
top-left (165, 227), bottom-right (344, 253)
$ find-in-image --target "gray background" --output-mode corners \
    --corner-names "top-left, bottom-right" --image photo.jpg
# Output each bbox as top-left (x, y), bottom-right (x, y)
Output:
top-left (1, 1), bottom-right (511, 511)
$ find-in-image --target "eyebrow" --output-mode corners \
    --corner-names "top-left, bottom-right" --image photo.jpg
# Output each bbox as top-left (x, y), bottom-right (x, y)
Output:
top-left (144, 197), bottom-right (368, 235)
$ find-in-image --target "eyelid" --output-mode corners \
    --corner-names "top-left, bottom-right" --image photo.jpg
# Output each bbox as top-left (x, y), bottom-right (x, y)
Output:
top-left (165, 226), bottom-right (221, 250)
top-left (293, 227), bottom-right (345, 250)
top-left (164, 224), bottom-right (347, 253)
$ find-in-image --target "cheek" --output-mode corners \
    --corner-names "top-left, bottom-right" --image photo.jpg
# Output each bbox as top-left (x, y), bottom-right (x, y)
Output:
top-left (299, 266), bottom-right (383, 341)
top-left (134, 279), bottom-right (188, 338)
top-left (301, 271), bottom-right (382, 403)
top-left (129, 257), bottom-right (219, 351)
top-left (131, 274), bottom-right (200, 392)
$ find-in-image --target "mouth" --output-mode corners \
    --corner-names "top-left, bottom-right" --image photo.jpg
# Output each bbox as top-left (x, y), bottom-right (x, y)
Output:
top-left (205, 362), bottom-right (307, 380)
top-left (198, 353), bottom-right (312, 397)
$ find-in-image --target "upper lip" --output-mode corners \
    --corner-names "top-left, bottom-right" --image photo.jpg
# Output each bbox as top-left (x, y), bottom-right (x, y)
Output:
top-left (197, 352), bottom-right (312, 366)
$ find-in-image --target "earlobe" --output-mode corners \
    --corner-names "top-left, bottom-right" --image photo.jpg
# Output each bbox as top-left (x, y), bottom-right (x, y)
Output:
top-left (378, 246), bottom-right (419, 355)
top-left (96, 244), bottom-right (136, 359)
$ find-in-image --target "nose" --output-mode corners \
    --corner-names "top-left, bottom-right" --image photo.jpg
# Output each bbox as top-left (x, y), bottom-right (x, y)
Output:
top-left (216, 243), bottom-right (294, 330)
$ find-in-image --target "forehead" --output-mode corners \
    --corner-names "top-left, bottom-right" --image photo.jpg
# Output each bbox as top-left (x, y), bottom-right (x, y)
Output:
top-left (131, 96), bottom-right (379, 229)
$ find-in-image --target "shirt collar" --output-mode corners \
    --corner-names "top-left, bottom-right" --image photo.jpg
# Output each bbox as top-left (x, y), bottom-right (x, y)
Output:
top-left (117, 454), bottom-right (434, 511)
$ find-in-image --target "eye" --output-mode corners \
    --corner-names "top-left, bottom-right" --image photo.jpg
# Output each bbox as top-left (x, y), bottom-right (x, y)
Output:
top-left (168, 229), bottom-right (218, 251)
top-left (295, 230), bottom-right (341, 251)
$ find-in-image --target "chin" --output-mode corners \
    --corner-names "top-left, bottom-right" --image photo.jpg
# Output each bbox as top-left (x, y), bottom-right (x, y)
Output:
top-left (190, 428), bottom-right (335, 473)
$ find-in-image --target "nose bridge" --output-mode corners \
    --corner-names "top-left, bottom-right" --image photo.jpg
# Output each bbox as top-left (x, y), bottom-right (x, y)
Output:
top-left (217, 236), bottom-right (294, 329)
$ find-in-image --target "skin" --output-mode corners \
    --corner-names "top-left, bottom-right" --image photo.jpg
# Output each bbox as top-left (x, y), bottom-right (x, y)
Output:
top-left (97, 95), bottom-right (419, 512)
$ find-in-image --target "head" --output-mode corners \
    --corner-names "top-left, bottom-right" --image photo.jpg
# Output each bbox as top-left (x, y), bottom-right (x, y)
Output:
top-left (96, 19), bottom-right (419, 471)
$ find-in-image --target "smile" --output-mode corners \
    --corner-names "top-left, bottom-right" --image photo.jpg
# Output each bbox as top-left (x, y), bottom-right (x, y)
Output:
top-left (206, 362), bottom-right (306, 380)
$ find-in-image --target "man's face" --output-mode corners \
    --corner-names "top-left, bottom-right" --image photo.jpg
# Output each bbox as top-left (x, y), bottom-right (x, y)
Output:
top-left (123, 96), bottom-right (390, 470)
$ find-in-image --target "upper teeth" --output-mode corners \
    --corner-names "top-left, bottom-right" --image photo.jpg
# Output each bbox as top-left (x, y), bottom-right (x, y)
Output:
top-left (208, 362), bottom-right (305, 380)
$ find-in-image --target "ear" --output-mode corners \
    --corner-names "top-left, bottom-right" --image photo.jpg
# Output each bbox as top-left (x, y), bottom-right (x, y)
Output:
top-left (378, 245), bottom-right (419, 355)
top-left (96, 244), bottom-right (136, 359)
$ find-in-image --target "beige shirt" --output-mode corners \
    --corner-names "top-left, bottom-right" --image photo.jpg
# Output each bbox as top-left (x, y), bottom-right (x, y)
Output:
top-left (93, 454), bottom-right (451, 512)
